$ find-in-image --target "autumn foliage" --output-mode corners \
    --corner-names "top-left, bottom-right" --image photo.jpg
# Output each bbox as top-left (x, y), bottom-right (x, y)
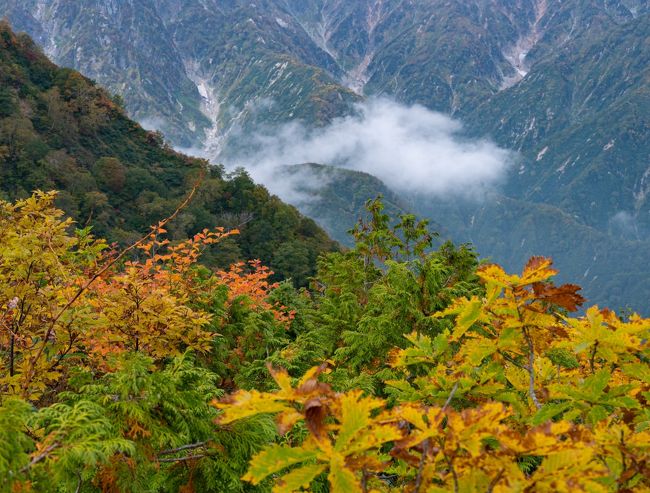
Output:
top-left (219, 256), bottom-right (650, 492)
top-left (1, 193), bottom-right (648, 492)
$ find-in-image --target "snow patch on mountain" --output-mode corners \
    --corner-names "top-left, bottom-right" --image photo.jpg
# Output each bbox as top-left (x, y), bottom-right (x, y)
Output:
top-left (184, 60), bottom-right (223, 156)
top-left (344, 53), bottom-right (373, 95)
top-left (501, 0), bottom-right (548, 89)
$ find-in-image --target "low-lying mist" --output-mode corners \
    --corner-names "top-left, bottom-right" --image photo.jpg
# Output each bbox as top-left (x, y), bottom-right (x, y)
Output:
top-left (221, 98), bottom-right (515, 204)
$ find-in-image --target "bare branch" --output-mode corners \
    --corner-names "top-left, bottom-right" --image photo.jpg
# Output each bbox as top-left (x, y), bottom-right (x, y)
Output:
top-left (158, 442), bottom-right (208, 456)
top-left (487, 468), bottom-right (505, 493)
top-left (158, 454), bottom-right (208, 463)
top-left (523, 328), bottom-right (542, 410)
top-left (19, 442), bottom-right (59, 473)
top-left (442, 381), bottom-right (460, 412)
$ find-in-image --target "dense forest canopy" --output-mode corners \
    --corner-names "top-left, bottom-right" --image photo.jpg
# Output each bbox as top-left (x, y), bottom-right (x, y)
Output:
top-left (0, 20), bottom-right (337, 287)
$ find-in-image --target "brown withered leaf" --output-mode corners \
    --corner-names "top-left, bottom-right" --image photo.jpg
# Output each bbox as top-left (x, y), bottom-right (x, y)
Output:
top-left (304, 397), bottom-right (328, 439)
top-left (297, 378), bottom-right (331, 396)
top-left (389, 446), bottom-right (421, 467)
top-left (532, 282), bottom-right (586, 312)
top-left (296, 362), bottom-right (332, 396)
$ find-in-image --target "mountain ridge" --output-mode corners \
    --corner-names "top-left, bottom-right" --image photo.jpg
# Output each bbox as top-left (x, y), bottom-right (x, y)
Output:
top-left (0, 20), bottom-right (337, 286)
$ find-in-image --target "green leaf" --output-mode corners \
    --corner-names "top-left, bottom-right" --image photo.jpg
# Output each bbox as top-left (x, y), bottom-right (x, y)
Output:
top-left (274, 464), bottom-right (326, 492)
top-left (532, 402), bottom-right (571, 425)
top-left (452, 297), bottom-right (483, 340)
top-left (586, 405), bottom-right (610, 425)
top-left (621, 364), bottom-right (650, 384)
top-left (243, 444), bottom-right (318, 485)
top-left (329, 455), bottom-right (361, 493)
top-left (583, 370), bottom-right (611, 400)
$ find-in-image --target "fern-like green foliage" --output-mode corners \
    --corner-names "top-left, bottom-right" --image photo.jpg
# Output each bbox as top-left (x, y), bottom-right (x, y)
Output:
top-left (0, 399), bottom-right (33, 484)
top-left (12, 194), bottom-right (627, 492)
top-left (1, 353), bottom-right (276, 492)
top-left (271, 201), bottom-right (480, 394)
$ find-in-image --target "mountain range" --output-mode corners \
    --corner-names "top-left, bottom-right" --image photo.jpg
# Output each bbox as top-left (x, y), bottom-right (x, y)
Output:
top-left (2, 0), bottom-right (649, 311)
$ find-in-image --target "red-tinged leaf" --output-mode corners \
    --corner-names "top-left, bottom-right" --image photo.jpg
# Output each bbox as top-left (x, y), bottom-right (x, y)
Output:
top-left (521, 256), bottom-right (558, 285)
top-left (532, 283), bottom-right (585, 312)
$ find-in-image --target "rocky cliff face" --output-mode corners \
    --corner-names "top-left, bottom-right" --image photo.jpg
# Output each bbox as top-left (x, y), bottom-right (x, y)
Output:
top-left (4, 1), bottom-right (646, 153)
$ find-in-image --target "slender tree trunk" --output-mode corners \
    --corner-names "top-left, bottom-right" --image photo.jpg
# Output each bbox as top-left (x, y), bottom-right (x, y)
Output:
top-left (9, 332), bottom-right (15, 376)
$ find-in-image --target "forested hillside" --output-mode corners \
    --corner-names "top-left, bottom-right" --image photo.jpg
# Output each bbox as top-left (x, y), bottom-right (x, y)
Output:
top-left (0, 21), bottom-right (337, 286)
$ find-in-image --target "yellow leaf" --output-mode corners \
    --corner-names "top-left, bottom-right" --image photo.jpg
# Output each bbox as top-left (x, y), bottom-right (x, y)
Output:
top-left (273, 464), bottom-right (326, 492)
top-left (477, 264), bottom-right (517, 287)
top-left (243, 444), bottom-right (319, 485)
top-left (329, 453), bottom-right (362, 493)
top-left (334, 391), bottom-right (384, 452)
top-left (216, 390), bottom-right (291, 424)
top-left (520, 256), bottom-right (558, 285)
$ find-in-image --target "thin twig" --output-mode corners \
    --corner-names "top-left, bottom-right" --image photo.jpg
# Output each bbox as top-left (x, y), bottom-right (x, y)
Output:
top-left (414, 439), bottom-right (429, 493)
top-left (442, 381), bottom-right (460, 412)
top-left (360, 468), bottom-right (368, 493)
top-left (590, 341), bottom-right (599, 374)
top-left (498, 350), bottom-right (526, 370)
top-left (446, 456), bottom-right (459, 493)
top-left (158, 442), bottom-right (208, 456)
top-left (415, 382), bottom-right (459, 493)
top-left (487, 469), bottom-right (505, 493)
top-left (19, 442), bottom-right (59, 473)
top-left (158, 454), bottom-right (208, 463)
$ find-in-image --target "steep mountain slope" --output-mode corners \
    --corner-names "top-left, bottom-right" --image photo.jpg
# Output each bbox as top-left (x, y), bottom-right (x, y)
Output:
top-left (0, 0), bottom-right (211, 147)
top-left (0, 21), bottom-right (337, 285)
top-left (3, 0), bottom-right (646, 149)
top-left (413, 194), bottom-right (650, 312)
top-left (276, 161), bottom-right (650, 311)
top-left (472, 11), bottom-right (650, 235)
top-left (0, 0), bottom-right (362, 151)
top-left (282, 0), bottom-right (535, 110)
top-left (156, 0), bottom-right (362, 155)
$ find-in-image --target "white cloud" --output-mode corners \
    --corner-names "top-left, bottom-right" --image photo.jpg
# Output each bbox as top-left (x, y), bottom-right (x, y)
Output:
top-left (223, 98), bottom-right (515, 202)
top-left (139, 116), bottom-right (166, 132)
